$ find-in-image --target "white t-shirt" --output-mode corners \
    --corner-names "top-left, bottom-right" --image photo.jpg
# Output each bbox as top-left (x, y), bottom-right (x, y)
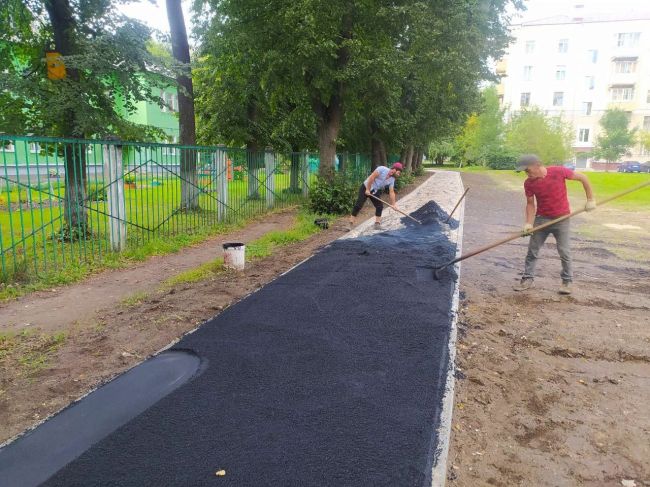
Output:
top-left (364, 166), bottom-right (395, 193)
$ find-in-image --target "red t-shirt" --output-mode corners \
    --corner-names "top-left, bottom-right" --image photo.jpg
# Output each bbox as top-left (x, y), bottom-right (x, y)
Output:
top-left (524, 166), bottom-right (574, 218)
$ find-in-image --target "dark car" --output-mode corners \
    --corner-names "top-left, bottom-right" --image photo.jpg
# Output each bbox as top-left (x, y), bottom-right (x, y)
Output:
top-left (640, 162), bottom-right (650, 173)
top-left (617, 161), bottom-right (641, 173)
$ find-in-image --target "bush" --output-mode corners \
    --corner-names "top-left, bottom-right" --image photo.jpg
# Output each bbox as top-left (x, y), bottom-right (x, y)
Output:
top-left (394, 170), bottom-right (414, 191)
top-left (308, 173), bottom-right (357, 214)
top-left (484, 147), bottom-right (518, 170)
top-left (86, 183), bottom-right (107, 201)
top-left (413, 165), bottom-right (425, 177)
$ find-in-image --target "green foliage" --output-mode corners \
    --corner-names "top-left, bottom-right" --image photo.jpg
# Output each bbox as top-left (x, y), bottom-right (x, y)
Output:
top-left (504, 107), bottom-right (573, 164)
top-left (593, 109), bottom-right (637, 163)
top-left (86, 183), bottom-right (107, 201)
top-left (456, 86), bottom-right (506, 165)
top-left (308, 174), bottom-right (357, 214)
top-left (194, 0), bottom-right (520, 163)
top-left (413, 165), bottom-right (425, 177)
top-left (484, 146), bottom-right (519, 170)
top-left (394, 171), bottom-right (415, 191)
top-left (428, 137), bottom-right (459, 166)
top-left (0, 0), bottom-right (170, 140)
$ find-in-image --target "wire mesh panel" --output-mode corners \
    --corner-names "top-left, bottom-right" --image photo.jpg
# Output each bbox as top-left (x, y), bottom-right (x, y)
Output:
top-left (0, 135), bottom-right (372, 284)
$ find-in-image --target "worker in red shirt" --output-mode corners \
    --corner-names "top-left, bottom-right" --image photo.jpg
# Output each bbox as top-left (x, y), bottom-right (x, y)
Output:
top-left (514, 154), bottom-right (596, 295)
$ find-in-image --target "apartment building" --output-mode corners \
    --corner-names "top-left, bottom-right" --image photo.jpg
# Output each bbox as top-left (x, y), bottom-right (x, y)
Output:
top-left (498, 11), bottom-right (650, 168)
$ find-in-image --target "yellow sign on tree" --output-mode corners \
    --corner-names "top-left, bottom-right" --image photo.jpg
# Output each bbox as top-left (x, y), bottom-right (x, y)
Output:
top-left (46, 51), bottom-right (66, 80)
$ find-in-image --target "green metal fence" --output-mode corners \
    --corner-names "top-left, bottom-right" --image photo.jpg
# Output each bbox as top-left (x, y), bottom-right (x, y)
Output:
top-left (1, 135), bottom-right (372, 284)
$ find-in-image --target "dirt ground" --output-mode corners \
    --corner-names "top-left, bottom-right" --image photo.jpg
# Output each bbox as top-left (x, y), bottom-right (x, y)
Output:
top-left (448, 172), bottom-right (650, 487)
top-left (0, 174), bottom-right (430, 445)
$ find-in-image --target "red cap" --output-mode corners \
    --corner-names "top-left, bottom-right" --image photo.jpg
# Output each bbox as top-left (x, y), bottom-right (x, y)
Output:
top-left (392, 162), bottom-right (403, 170)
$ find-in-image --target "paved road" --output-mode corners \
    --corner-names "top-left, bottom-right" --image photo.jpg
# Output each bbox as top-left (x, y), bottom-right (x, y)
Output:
top-left (3, 174), bottom-right (464, 487)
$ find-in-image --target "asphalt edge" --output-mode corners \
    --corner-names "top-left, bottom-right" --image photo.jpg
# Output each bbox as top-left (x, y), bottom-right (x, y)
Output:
top-left (430, 171), bottom-right (465, 487)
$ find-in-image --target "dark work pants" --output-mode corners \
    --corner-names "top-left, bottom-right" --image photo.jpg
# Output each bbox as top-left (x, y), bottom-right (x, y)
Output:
top-left (351, 184), bottom-right (383, 217)
top-left (522, 216), bottom-right (572, 282)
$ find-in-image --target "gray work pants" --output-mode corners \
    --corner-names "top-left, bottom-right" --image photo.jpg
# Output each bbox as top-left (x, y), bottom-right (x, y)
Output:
top-left (522, 216), bottom-right (572, 282)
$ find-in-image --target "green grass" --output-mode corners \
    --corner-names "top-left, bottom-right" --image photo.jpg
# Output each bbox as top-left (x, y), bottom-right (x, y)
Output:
top-left (161, 211), bottom-right (329, 288)
top-left (0, 330), bottom-right (67, 377)
top-left (121, 291), bottom-right (150, 307)
top-left (0, 209), bottom-right (290, 301)
top-left (444, 167), bottom-right (650, 209)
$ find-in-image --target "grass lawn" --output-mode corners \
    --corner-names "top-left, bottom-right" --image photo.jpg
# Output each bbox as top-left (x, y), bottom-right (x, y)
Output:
top-left (443, 167), bottom-right (650, 210)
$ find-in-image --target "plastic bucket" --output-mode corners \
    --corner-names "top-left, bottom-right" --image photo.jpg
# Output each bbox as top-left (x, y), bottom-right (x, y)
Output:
top-left (222, 242), bottom-right (245, 270)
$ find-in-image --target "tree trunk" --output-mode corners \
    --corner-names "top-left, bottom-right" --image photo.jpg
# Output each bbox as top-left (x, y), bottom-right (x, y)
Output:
top-left (310, 14), bottom-right (350, 181)
top-left (289, 150), bottom-right (301, 193)
top-left (315, 96), bottom-right (342, 181)
top-left (371, 137), bottom-right (382, 170)
top-left (379, 140), bottom-right (388, 167)
top-left (167, 0), bottom-right (198, 210)
top-left (405, 145), bottom-right (414, 172)
top-left (44, 0), bottom-right (89, 238)
top-left (245, 101), bottom-right (263, 199)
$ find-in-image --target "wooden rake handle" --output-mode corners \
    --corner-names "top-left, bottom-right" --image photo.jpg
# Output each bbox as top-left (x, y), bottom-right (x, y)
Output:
top-left (445, 187), bottom-right (470, 224)
top-left (435, 180), bottom-right (650, 271)
top-left (368, 193), bottom-right (422, 224)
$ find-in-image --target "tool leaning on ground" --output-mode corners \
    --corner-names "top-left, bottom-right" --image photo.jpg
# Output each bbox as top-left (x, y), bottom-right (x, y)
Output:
top-left (432, 180), bottom-right (650, 280)
top-left (368, 193), bottom-right (423, 224)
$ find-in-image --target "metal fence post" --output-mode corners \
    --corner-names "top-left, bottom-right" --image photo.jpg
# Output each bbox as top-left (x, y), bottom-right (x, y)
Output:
top-left (302, 150), bottom-right (309, 198)
top-left (102, 139), bottom-right (126, 252)
top-left (264, 148), bottom-right (275, 208)
top-left (216, 146), bottom-right (228, 222)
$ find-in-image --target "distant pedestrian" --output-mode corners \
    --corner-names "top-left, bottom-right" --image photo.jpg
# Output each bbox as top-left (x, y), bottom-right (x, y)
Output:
top-left (348, 162), bottom-right (403, 230)
top-left (514, 154), bottom-right (596, 295)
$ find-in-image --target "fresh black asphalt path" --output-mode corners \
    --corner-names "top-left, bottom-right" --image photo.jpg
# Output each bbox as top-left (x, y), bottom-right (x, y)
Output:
top-left (19, 202), bottom-right (459, 487)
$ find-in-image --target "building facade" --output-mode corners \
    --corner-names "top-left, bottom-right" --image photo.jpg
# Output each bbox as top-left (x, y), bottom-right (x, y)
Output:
top-left (498, 12), bottom-right (650, 168)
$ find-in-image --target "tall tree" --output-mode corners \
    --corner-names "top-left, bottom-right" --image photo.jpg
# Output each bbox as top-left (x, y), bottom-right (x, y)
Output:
top-left (2, 0), bottom-right (167, 238)
top-left (166, 0), bottom-right (198, 209)
top-left (593, 108), bottom-right (637, 171)
top-left (505, 107), bottom-right (573, 164)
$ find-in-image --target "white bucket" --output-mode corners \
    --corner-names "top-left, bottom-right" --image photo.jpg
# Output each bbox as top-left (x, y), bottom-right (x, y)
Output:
top-left (222, 242), bottom-right (245, 270)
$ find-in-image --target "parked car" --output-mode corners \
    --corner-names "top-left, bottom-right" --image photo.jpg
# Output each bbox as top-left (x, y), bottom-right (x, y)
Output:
top-left (640, 162), bottom-right (650, 173)
top-left (617, 161), bottom-right (641, 173)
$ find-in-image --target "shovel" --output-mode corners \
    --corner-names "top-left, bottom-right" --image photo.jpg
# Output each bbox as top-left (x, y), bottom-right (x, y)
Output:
top-left (433, 180), bottom-right (650, 280)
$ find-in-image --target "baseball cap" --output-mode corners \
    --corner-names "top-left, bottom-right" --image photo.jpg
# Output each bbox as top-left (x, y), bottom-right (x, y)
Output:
top-left (516, 154), bottom-right (541, 172)
top-left (392, 162), bottom-right (403, 171)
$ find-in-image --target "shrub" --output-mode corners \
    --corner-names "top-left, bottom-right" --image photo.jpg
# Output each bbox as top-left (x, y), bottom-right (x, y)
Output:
top-left (308, 173), bottom-right (357, 214)
top-left (484, 147), bottom-right (518, 170)
top-left (413, 165), bottom-right (425, 177)
top-left (394, 170), bottom-right (414, 191)
top-left (86, 183), bottom-right (107, 201)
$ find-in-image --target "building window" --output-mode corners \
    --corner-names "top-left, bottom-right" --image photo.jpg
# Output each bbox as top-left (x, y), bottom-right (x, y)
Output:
top-left (614, 60), bottom-right (636, 73)
top-left (578, 129), bottom-right (590, 142)
top-left (585, 76), bottom-right (595, 90)
top-left (556, 66), bottom-right (566, 80)
top-left (558, 39), bottom-right (568, 53)
top-left (525, 40), bottom-right (535, 53)
top-left (587, 49), bottom-right (598, 63)
top-left (161, 91), bottom-right (178, 112)
top-left (520, 92), bottom-right (531, 107)
top-left (617, 32), bottom-right (640, 48)
top-left (1, 141), bottom-right (15, 152)
top-left (582, 102), bottom-right (592, 115)
top-left (523, 65), bottom-right (533, 81)
top-left (29, 142), bottom-right (40, 154)
top-left (553, 92), bottom-right (564, 106)
top-left (610, 86), bottom-right (635, 101)
top-left (644, 116), bottom-right (650, 131)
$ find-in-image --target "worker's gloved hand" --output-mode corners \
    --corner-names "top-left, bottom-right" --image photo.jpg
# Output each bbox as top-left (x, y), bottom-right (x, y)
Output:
top-left (521, 223), bottom-right (534, 236)
top-left (585, 199), bottom-right (596, 212)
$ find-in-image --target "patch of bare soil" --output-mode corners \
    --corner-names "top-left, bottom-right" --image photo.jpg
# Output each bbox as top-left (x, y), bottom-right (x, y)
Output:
top-left (0, 174), bottom-right (431, 445)
top-left (448, 172), bottom-right (650, 487)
